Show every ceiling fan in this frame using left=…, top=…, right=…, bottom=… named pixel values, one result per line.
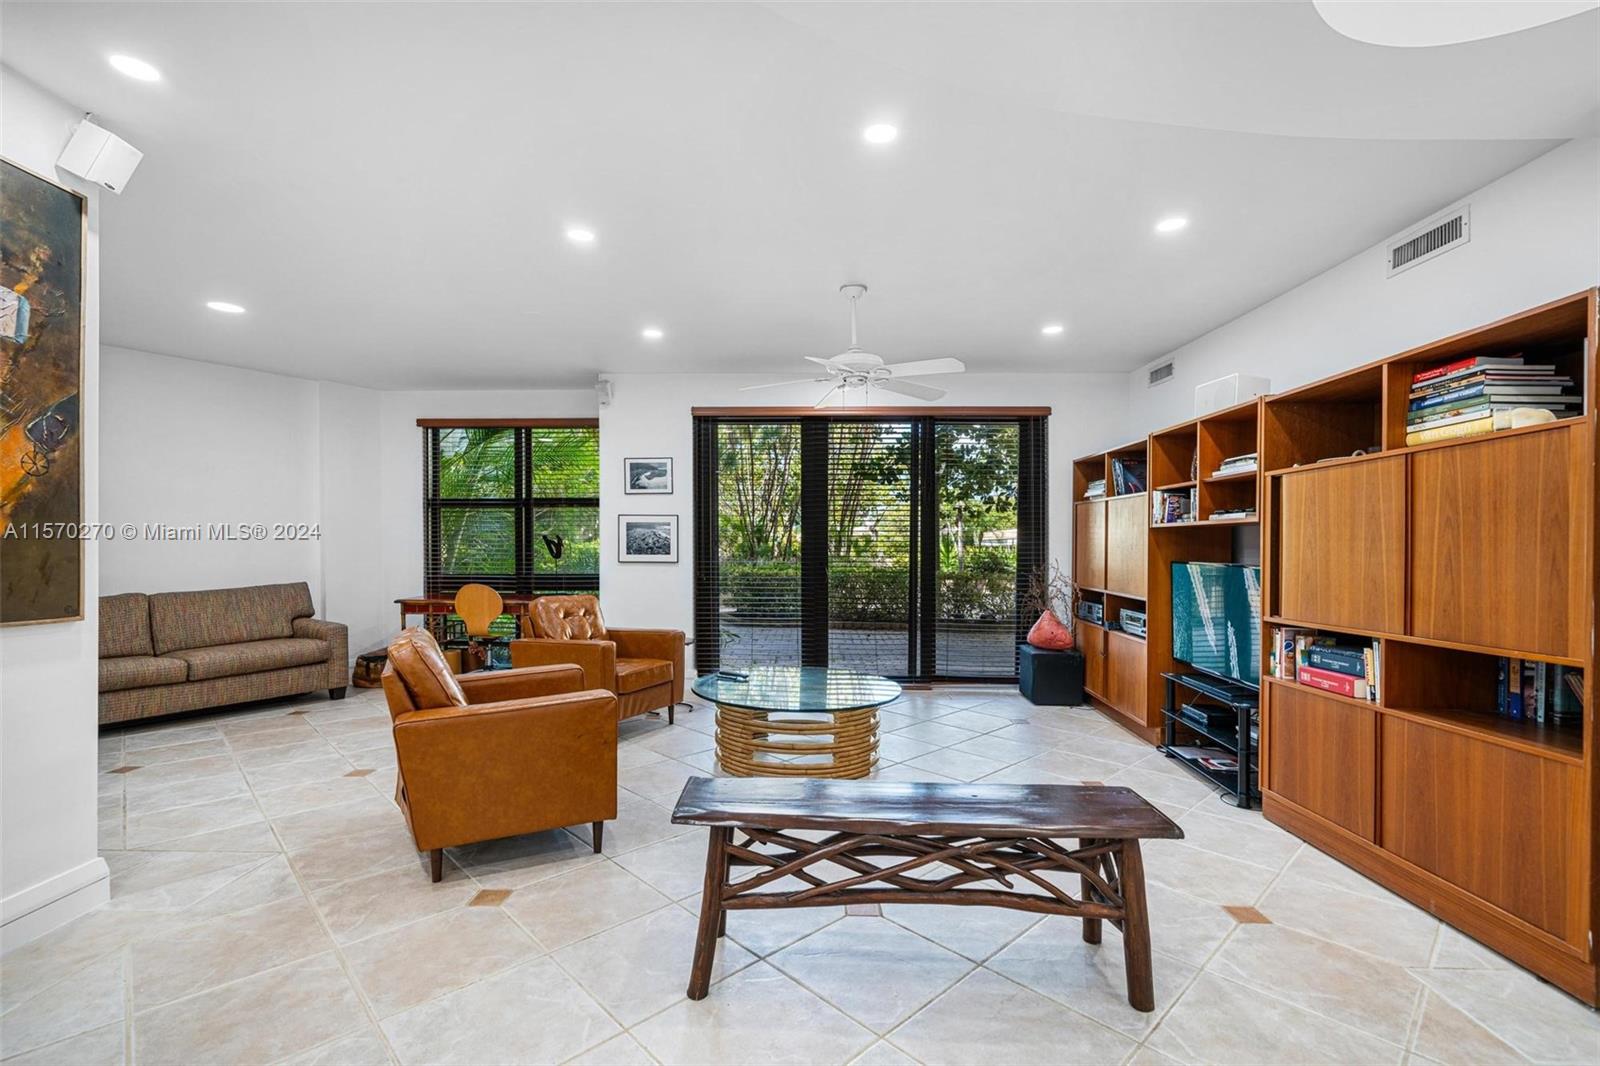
left=741, top=283, right=966, bottom=408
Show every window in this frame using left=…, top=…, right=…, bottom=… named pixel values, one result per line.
left=693, top=411, right=1046, bottom=682
left=422, top=420, right=599, bottom=599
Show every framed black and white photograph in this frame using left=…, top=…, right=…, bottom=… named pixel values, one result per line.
left=624, top=456, right=673, bottom=494
left=618, top=514, right=678, bottom=562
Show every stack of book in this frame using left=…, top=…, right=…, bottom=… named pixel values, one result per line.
left=1212, top=451, right=1257, bottom=478
left=1084, top=478, right=1106, bottom=500
left=1208, top=508, right=1256, bottom=521
left=1405, top=354, right=1577, bottom=446
left=1110, top=457, right=1147, bottom=495
left=1271, top=628, right=1380, bottom=702
left=1496, top=658, right=1583, bottom=726
left=1152, top=487, right=1196, bottom=524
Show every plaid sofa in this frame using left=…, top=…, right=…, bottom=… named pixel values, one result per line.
left=98, top=582, right=348, bottom=725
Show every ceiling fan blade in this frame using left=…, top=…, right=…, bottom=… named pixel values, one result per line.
left=880, top=357, right=965, bottom=378
left=739, top=377, right=831, bottom=392
left=803, top=355, right=837, bottom=367
left=812, top=384, right=843, bottom=409
left=873, top=378, right=946, bottom=401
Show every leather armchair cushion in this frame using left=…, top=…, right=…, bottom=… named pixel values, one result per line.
left=100, top=655, right=187, bottom=693
left=530, top=595, right=608, bottom=641
left=615, top=657, right=672, bottom=693
left=388, top=628, right=468, bottom=709
left=166, top=637, right=331, bottom=682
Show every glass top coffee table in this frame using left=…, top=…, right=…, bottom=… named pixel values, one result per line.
left=691, top=666, right=901, bottom=779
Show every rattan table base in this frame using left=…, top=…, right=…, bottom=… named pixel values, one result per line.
left=714, top=703, right=879, bottom=779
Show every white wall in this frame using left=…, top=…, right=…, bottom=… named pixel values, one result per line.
left=0, top=68, right=109, bottom=950
left=1126, top=138, right=1600, bottom=429
left=99, top=347, right=321, bottom=599
left=596, top=372, right=1129, bottom=632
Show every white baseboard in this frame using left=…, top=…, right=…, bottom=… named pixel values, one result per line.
left=0, top=858, right=110, bottom=954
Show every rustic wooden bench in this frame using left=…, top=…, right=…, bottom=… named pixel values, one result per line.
left=670, top=776, right=1184, bottom=1011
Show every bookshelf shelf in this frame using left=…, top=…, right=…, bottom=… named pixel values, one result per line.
left=1378, top=704, right=1583, bottom=765
left=1264, top=617, right=1589, bottom=669
left=1263, top=676, right=1371, bottom=713
left=1154, top=479, right=1196, bottom=491
left=1203, top=468, right=1258, bottom=483
left=1153, top=516, right=1258, bottom=529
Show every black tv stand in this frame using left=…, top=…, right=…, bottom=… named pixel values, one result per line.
left=1159, top=672, right=1259, bottom=808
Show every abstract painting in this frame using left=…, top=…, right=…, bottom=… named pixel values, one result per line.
left=1, top=159, right=85, bottom=625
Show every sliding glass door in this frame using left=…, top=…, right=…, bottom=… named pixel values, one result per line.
left=694, top=412, right=1046, bottom=682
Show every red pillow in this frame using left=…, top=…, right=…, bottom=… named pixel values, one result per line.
left=1026, top=610, right=1075, bottom=651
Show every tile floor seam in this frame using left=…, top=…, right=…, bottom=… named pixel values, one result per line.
left=230, top=724, right=405, bottom=1066
left=1194, top=966, right=1412, bottom=1059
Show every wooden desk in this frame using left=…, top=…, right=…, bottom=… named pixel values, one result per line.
left=671, top=776, right=1183, bottom=1010
left=394, top=594, right=537, bottom=631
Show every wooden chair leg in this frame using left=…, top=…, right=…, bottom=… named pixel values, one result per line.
left=1079, top=838, right=1102, bottom=944
left=687, top=827, right=729, bottom=1000
left=668, top=702, right=675, bottom=725
left=1118, top=840, right=1155, bottom=1012
left=429, top=848, right=443, bottom=883
left=592, top=820, right=605, bottom=854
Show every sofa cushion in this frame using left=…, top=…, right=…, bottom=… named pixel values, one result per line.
left=530, top=595, right=608, bottom=641
left=100, top=593, right=153, bottom=658
left=615, top=657, right=672, bottom=694
left=99, top=655, right=187, bottom=693
left=387, top=628, right=468, bottom=709
left=149, top=582, right=315, bottom=655
left=166, top=637, right=331, bottom=682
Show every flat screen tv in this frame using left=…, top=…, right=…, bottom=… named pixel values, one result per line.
left=1171, top=562, right=1262, bottom=688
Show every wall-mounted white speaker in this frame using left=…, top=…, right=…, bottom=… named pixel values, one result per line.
left=1194, top=373, right=1270, bottom=416
left=57, top=118, right=143, bottom=194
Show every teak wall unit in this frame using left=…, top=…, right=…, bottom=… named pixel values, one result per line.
left=1073, top=443, right=1151, bottom=737
left=1258, top=290, right=1597, bottom=1005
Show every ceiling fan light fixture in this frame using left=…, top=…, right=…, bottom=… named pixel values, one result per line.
left=862, top=123, right=899, bottom=145
left=1041, top=323, right=1065, bottom=336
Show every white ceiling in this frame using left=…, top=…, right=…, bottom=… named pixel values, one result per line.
left=2, top=2, right=1592, bottom=390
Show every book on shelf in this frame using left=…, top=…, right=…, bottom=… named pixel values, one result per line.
left=1404, top=408, right=1563, bottom=446
left=1410, top=370, right=1568, bottom=399
left=1297, top=664, right=1369, bottom=700
left=1305, top=644, right=1365, bottom=676
left=1110, top=457, right=1147, bottom=496
left=1152, top=487, right=1196, bottom=524
left=1411, top=354, right=1533, bottom=386
left=1406, top=399, right=1575, bottom=429
left=1207, top=508, right=1256, bottom=521
left=1213, top=451, right=1258, bottom=477
left=1495, top=658, right=1585, bottom=728
left=1084, top=478, right=1106, bottom=500
left=1410, top=384, right=1575, bottom=411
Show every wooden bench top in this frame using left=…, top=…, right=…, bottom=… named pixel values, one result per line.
left=671, top=777, right=1184, bottom=840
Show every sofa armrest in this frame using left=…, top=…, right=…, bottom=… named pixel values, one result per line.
left=508, top=638, right=616, bottom=692
left=457, top=664, right=585, bottom=704
left=292, top=616, right=348, bottom=689
left=609, top=628, right=684, bottom=704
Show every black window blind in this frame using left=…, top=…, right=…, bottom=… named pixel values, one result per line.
left=423, top=423, right=600, bottom=610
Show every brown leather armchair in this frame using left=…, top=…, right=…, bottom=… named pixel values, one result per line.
left=510, top=595, right=685, bottom=725
left=382, top=628, right=619, bottom=881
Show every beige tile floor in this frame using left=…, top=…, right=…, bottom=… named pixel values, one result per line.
left=5, top=684, right=1597, bottom=1065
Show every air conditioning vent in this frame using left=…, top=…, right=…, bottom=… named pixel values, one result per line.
left=1388, top=205, right=1470, bottom=277
left=1147, top=361, right=1175, bottom=387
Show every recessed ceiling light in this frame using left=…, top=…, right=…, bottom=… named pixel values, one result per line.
left=109, top=54, right=161, bottom=82
left=641, top=327, right=664, bottom=340
left=206, top=300, right=245, bottom=314
left=1041, top=324, right=1065, bottom=336
left=1155, top=216, right=1189, bottom=234
left=862, top=123, right=899, bottom=145
left=565, top=226, right=596, bottom=244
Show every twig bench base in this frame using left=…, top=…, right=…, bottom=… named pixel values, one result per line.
left=670, top=776, right=1184, bottom=1011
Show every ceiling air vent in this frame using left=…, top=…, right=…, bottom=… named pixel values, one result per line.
left=1387, top=204, right=1470, bottom=277
left=1147, top=361, right=1175, bottom=387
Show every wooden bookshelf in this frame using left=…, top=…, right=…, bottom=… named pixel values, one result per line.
left=1258, top=290, right=1597, bottom=1005
left=1071, top=440, right=1152, bottom=738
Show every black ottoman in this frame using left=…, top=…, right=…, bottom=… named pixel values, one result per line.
left=1019, top=644, right=1084, bottom=706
